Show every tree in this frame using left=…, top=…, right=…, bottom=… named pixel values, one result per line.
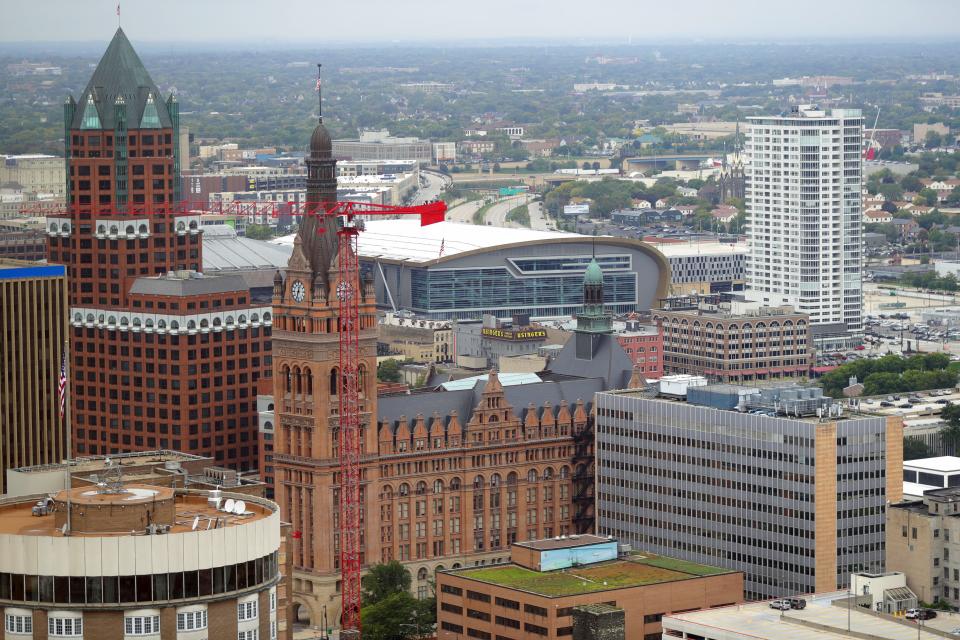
left=925, top=130, right=944, bottom=149
left=881, top=201, right=898, bottom=214
left=901, top=174, right=923, bottom=193
left=904, top=437, right=930, bottom=461
left=362, top=561, right=411, bottom=605
left=360, top=562, right=436, bottom=640
left=245, top=224, right=273, bottom=240
left=377, top=359, right=402, bottom=383
left=947, top=186, right=960, bottom=207
left=917, top=188, right=939, bottom=207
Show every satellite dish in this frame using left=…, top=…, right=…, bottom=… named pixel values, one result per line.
left=223, top=498, right=236, bottom=513
left=233, top=500, right=246, bottom=515
left=191, top=516, right=199, bottom=531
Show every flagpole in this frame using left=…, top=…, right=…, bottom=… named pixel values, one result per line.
left=64, top=338, right=72, bottom=461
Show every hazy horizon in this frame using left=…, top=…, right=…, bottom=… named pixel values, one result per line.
left=1, top=0, right=959, bottom=47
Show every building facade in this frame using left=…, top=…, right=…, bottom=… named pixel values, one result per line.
left=887, top=487, right=960, bottom=606
left=654, top=242, right=747, bottom=296
left=332, top=131, right=432, bottom=165
left=615, top=319, right=663, bottom=379
left=595, top=388, right=903, bottom=599
left=0, top=154, right=66, bottom=198
left=652, top=297, right=813, bottom=383
left=0, top=261, right=70, bottom=494
left=0, top=477, right=290, bottom=640
left=45, top=29, right=271, bottom=470
left=745, top=105, right=864, bottom=349
left=436, top=536, right=743, bottom=640
left=271, top=116, right=634, bottom=624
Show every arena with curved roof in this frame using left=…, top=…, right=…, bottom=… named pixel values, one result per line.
left=274, top=220, right=671, bottom=319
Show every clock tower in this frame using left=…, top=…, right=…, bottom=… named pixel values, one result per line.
left=270, top=70, right=380, bottom=624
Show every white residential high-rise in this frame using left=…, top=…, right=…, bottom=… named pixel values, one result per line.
left=745, top=105, right=864, bottom=349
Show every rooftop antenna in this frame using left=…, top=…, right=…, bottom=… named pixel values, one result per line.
left=316, top=63, right=323, bottom=124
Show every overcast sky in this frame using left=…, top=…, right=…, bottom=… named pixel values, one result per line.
left=1, top=0, right=958, bottom=45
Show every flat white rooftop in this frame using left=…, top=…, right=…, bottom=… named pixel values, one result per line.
left=274, top=220, right=573, bottom=263
left=651, top=240, right=748, bottom=257
left=664, top=591, right=952, bottom=640
left=905, top=456, right=960, bottom=473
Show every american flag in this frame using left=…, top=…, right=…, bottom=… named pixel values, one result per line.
left=438, top=238, right=445, bottom=257
left=315, top=77, right=322, bottom=92
left=57, top=350, right=68, bottom=418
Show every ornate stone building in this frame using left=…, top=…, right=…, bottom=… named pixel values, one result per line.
left=270, top=93, right=641, bottom=626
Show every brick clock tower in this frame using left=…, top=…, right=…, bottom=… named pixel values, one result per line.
left=271, top=93, right=380, bottom=622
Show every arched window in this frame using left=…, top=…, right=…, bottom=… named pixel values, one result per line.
left=559, top=466, right=570, bottom=479
left=125, top=225, right=135, bottom=235
left=145, top=318, right=154, bottom=329
left=449, top=477, right=462, bottom=491
left=120, top=317, right=129, bottom=328
left=398, top=483, right=410, bottom=497
left=330, top=368, right=339, bottom=396
left=74, top=312, right=82, bottom=323
left=50, top=223, right=58, bottom=233
left=507, top=472, right=518, bottom=486
left=283, top=366, right=291, bottom=395
left=543, top=467, right=554, bottom=480
left=97, top=224, right=106, bottom=235
left=177, top=221, right=186, bottom=232
left=107, top=315, right=116, bottom=326
left=109, top=225, right=119, bottom=235
left=305, top=368, right=313, bottom=396
left=487, top=414, right=499, bottom=423
left=226, top=315, right=235, bottom=326
left=157, top=319, right=166, bottom=329
left=138, top=223, right=148, bottom=235
left=473, top=475, right=484, bottom=490
left=382, top=485, right=394, bottom=499
left=170, top=320, right=180, bottom=331
left=187, top=320, right=197, bottom=331
left=60, top=223, right=69, bottom=234
left=238, top=314, right=247, bottom=325
left=415, top=481, right=427, bottom=495
left=86, top=314, right=95, bottom=323
left=417, top=568, right=428, bottom=581
left=434, top=480, right=444, bottom=494
left=490, top=473, right=501, bottom=488
left=132, top=318, right=141, bottom=328
left=293, top=367, right=302, bottom=396
left=528, top=469, right=538, bottom=483
left=452, top=563, right=461, bottom=570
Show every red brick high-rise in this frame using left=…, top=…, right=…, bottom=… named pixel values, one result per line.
left=46, top=29, right=270, bottom=469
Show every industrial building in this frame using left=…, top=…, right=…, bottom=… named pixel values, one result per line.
left=436, top=535, right=743, bottom=640
left=332, top=130, right=433, bottom=165
left=595, top=384, right=903, bottom=599
left=274, top=220, right=671, bottom=320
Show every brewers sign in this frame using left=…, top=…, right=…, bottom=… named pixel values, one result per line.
left=481, top=328, right=547, bottom=341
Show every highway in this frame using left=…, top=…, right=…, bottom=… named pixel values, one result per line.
left=411, top=171, right=447, bottom=205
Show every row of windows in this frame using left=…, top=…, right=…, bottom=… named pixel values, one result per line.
left=124, top=615, right=160, bottom=636
left=0, top=552, right=277, bottom=605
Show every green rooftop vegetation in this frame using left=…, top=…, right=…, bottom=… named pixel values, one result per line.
left=457, top=554, right=728, bottom=597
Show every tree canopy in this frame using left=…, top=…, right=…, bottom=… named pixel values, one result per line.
left=819, top=353, right=955, bottom=397
left=360, top=562, right=435, bottom=640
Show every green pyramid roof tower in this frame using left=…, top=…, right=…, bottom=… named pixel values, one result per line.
left=70, top=28, right=171, bottom=131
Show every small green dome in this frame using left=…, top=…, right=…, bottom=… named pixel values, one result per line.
left=584, top=258, right=603, bottom=285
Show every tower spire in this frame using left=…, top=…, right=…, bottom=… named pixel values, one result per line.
left=316, top=63, right=323, bottom=124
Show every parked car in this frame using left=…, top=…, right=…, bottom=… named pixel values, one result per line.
left=769, top=600, right=791, bottom=611
left=786, top=598, right=807, bottom=610
left=907, top=608, right=938, bottom=620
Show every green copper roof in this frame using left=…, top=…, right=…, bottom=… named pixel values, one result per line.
left=70, top=28, right=171, bottom=131
left=584, top=258, right=603, bottom=285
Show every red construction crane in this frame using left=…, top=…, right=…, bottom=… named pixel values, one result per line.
left=321, top=199, right=445, bottom=636
left=27, top=196, right=447, bottom=638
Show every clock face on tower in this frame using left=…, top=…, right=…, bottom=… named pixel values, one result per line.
left=291, top=280, right=306, bottom=302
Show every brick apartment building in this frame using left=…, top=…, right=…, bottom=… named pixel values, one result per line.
left=46, top=28, right=270, bottom=469
left=652, top=295, right=813, bottom=383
